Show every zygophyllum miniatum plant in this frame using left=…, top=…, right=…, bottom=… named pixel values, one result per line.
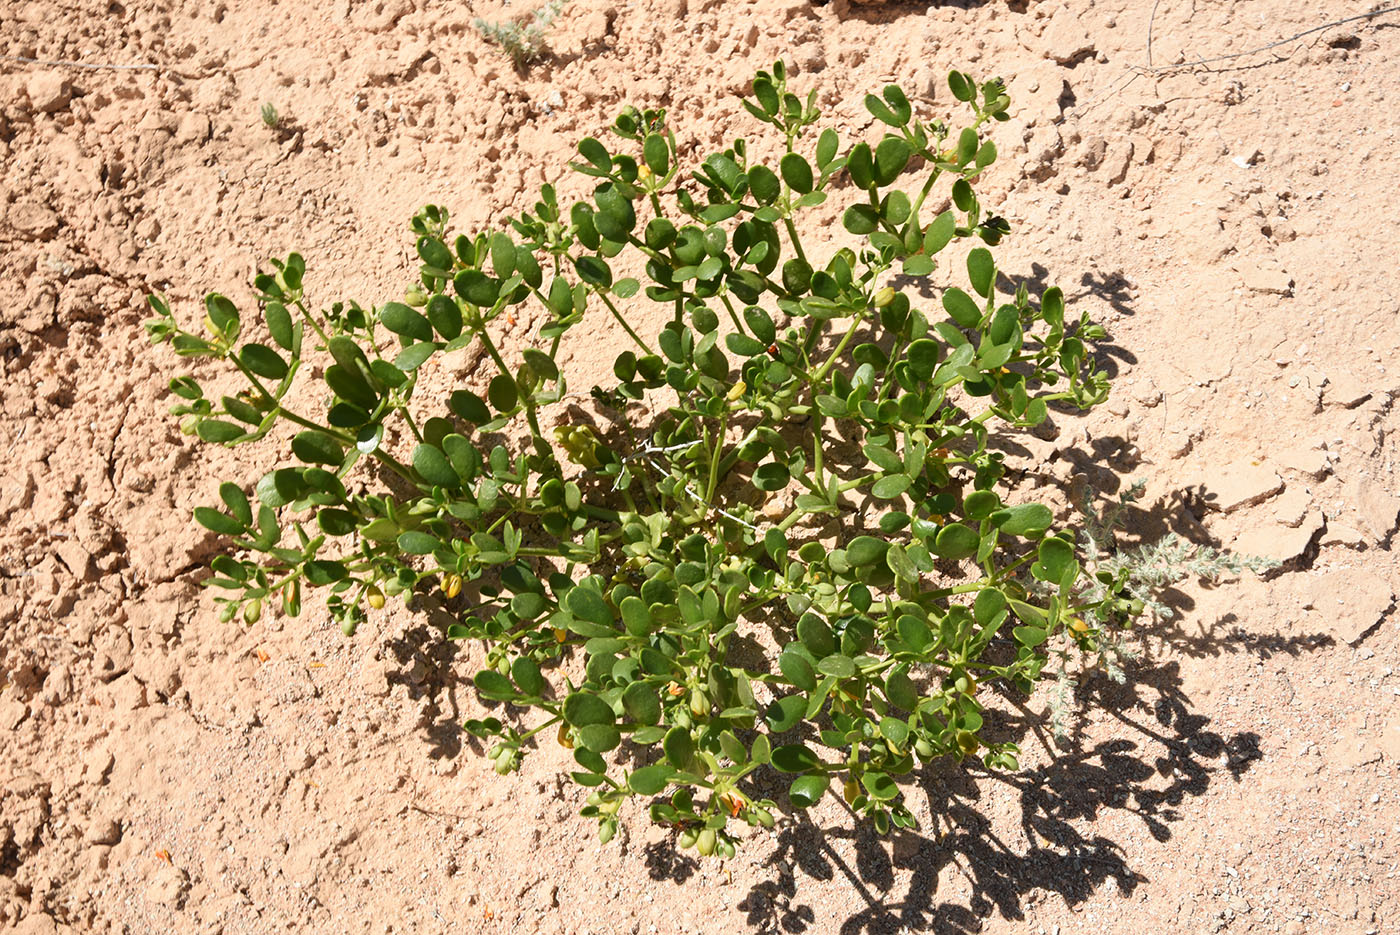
left=148, top=62, right=1142, bottom=856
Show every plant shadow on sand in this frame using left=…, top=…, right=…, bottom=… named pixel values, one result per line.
left=716, top=508, right=1333, bottom=935
left=724, top=651, right=1290, bottom=935
left=660, top=465, right=1327, bottom=934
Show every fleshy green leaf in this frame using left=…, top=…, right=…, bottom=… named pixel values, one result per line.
left=943, top=287, right=982, bottom=328
left=993, top=503, right=1054, bottom=538
left=380, top=302, right=433, bottom=342
left=780, top=152, right=814, bottom=194
left=194, top=507, right=243, bottom=537
left=240, top=344, right=288, bottom=380
left=871, top=474, right=911, bottom=499
left=413, top=443, right=460, bottom=488
left=788, top=774, right=829, bottom=808
left=766, top=695, right=807, bottom=733
left=934, top=524, right=979, bottom=560
left=771, top=744, right=822, bottom=773
left=967, top=248, right=995, bottom=299
left=663, top=725, right=695, bottom=769
left=564, top=691, right=615, bottom=727
left=474, top=670, right=517, bottom=701
left=291, top=431, right=343, bottom=465
left=397, top=531, right=439, bottom=554
left=843, top=205, right=879, bottom=236
left=845, top=536, right=889, bottom=567
left=566, top=586, right=613, bottom=627
left=630, top=764, right=670, bottom=796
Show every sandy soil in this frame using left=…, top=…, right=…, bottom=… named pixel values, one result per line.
left=3, top=0, right=1400, bottom=932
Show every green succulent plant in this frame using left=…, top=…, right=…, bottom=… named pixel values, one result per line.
left=147, top=62, right=1134, bottom=855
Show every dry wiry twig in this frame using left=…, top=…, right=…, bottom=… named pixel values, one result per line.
left=1135, top=3, right=1400, bottom=75
left=1146, top=0, right=1165, bottom=68
left=0, top=53, right=160, bottom=72
left=1060, top=3, right=1399, bottom=124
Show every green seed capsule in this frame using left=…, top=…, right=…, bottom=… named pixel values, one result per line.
left=242, top=598, right=262, bottom=625
left=696, top=828, right=716, bottom=856
left=678, top=829, right=698, bottom=849
left=598, top=821, right=616, bottom=844
left=689, top=689, right=710, bottom=717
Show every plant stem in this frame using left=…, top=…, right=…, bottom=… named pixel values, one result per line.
left=704, top=414, right=727, bottom=506
left=809, top=313, right=866, bottom=386
left=908, top=167, right=944, bottom=222
left=598, top=292, right=654, bottom=355
left=719, top=294, right=746, bottom=335
left=783, top=217, right=808, bottom=266
left=475, top=321, right=513, bottom=380
left=517, top=715, right=562, bottom=742
left=295, top=300, right=333, bottom=348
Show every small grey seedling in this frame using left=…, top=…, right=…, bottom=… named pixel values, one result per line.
left=474, top=0, right=566, bottom=67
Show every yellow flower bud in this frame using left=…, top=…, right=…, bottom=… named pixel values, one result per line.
left=442, top=573, right=463, bottom=600
left=873, top=286, right=896, bottom=308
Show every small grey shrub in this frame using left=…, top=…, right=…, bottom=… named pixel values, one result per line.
left=474, top=0, right=567, bottom=67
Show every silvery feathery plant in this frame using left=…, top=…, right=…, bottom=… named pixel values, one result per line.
left=1040, top=479, right=1279, bottom=738
left=474, top=0, right=566, bottom=67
